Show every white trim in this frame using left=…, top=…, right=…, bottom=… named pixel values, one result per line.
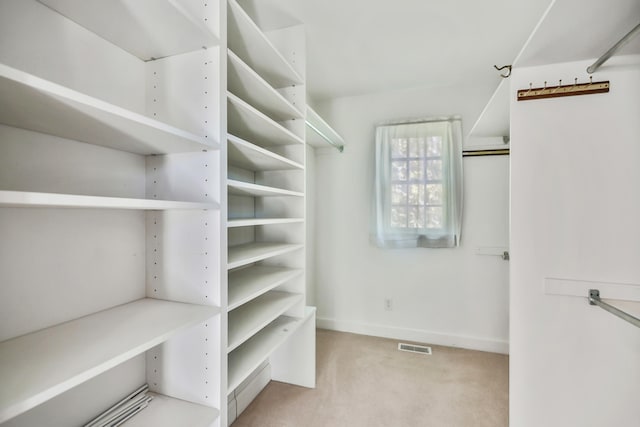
left=544, top=277, right=640, bottom=302
left=316, top=317, right=509, bottom=355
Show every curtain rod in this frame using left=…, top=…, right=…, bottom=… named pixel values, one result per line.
left=378, top=115, right=462, bottom=127
left=587, top=22, right=640, bottom=74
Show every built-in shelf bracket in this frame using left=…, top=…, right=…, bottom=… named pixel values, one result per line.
left=588, top=289, right=640, bottom=329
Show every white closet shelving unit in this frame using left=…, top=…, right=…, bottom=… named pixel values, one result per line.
left=0, top=1, right=226, bottom=426
left=226, top=0, right=315, bottom=423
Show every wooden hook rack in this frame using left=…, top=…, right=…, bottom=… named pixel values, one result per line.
left=517, top=78, right=609, bottom=101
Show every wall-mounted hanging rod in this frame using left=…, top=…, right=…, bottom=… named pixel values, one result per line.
left=305, top=105, right=346, bottom=153
left=587, top=22, right=640, bottom=74
left=462, top=148, right=509, bottom=157
left=305, top=120, right=344, bottom=152
left=588, top=289, right=640, bottom=329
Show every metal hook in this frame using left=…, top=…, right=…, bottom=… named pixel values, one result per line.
left=493, top=64, right=512, bottom=78
left=555, top=79, right=563, bottom=93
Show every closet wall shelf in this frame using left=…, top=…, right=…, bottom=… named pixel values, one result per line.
left=0, top=191, right=219, bottom=210
left=37, top=0, right=220, bottom=60
left=227, top=316, right=299, bottom=392
left=228, top=179, right=303, bottom=198
left=227, top=0, right=303, bottom=88
left=305, top=105, right=345, bottom=152
left=228, top=218, right=304, bottom=228
left=117, top=392, right=220, bottom=427
left=228, top=266, right=303, bottom=311
left=0, top=298, right=219, bottom=423
left=227, top=242, right=304, bottom=270
left=228, top=50, right=303, bottom=122
left=228, top=93, right=304, bottom=147
left=227, top=134, right=304, bottom=171
left=227, top=291, right=303, bottom=352
left=467, top=78, right=509, bottom=139
left=227, top=307, right=314, bottom=393
left=0, top=63, right=216, bottom=155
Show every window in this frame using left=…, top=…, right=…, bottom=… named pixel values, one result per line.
left=372, top=118, right=463, bottom=248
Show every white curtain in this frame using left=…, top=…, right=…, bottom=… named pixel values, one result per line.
left=372, top=118, right=463, bottom=248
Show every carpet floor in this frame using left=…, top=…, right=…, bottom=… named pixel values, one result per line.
left=233, top=329, right=509, bottom=427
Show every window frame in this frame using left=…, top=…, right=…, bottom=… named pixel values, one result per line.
left=372, top=117, right=463, bottom=249
left=388, top=135, right=446, bottom=231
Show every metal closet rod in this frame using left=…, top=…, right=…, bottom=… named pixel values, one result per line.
left=588, top=289, right=640, bottom=329
left=587, top=22, right=640, bottom=74
left=305, top=120, right=344, bottom=152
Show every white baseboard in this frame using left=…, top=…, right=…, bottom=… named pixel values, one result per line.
left=227, top=362, right=271, bottom=426
left=316, top=317, right=509, bottom=354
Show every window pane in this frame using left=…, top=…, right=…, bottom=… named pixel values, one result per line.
left=426, top=206, right=443, bottom=229
left=391, top=184, right=407, bottom=204
left=407, top=184, right=424, bottom=205
left=426, top=184, right=443, bottom=204
left=418, top=206, right=426, bottom=228
left=408, top=138, right=424, bottom=157
left=391, top=206, right=407, bottom=228
left=408, top=206, right=420, bottom=228
left=427, top=136, right=442, bottom=157
left=391, top=138, right=408, bottom=158
left=409, top=160, right=424, bottom=180
left=426, top=159, right=442, bottom=180
left=391, top=161, right=407, bottom=181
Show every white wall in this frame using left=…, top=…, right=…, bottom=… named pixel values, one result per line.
left=510, top=55, right=640, bottom=426
left=311, top=82, right=511, bottom=353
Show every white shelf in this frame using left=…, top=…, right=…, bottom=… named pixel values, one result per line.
left=227, top=179, right=304, bottom=198
left=227, top=0, right=303, bottom=88
left=469, top=0, right=640, bottom=140
left=0, top=298, right=219, bottom=423
left=122, top=392, right=219, bottom=427
left=0, top=191, right=218, bottom=210
left=228, top=217, right=304, bottom=228
left=228, top=93, right=304, bottom=147
left=228, top=266, right=303, bottom=311
left=38, top=0, right=219, bottom=60
left=227, top=134, right=304, bottom=171
left=227, top=307, right=315, bottom=393
left=227, top=242, right=304, bottom=270
left=0, top=63, right=215, bottom=155
left=228, top=50, right=303, bottom=122
left=227, top=316, right=299, bottom=392
left=512, top=0, right=640, bottom=68
left=467, top=79, right=510, bottom=139
left=305, top=105, right=345, bottom=151
left=228, top=291, right=302, bottom=352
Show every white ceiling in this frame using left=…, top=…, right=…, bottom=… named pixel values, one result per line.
left=242, top=0, right=554, bottom=101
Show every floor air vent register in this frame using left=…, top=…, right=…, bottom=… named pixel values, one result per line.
left=398, top=343, right=432, bottom=355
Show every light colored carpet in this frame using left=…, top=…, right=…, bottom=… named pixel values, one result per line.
left=233, top=329, right=508, bottom=427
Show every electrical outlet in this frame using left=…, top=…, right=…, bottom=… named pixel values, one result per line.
left=384, top=298, right=392, bottom=311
